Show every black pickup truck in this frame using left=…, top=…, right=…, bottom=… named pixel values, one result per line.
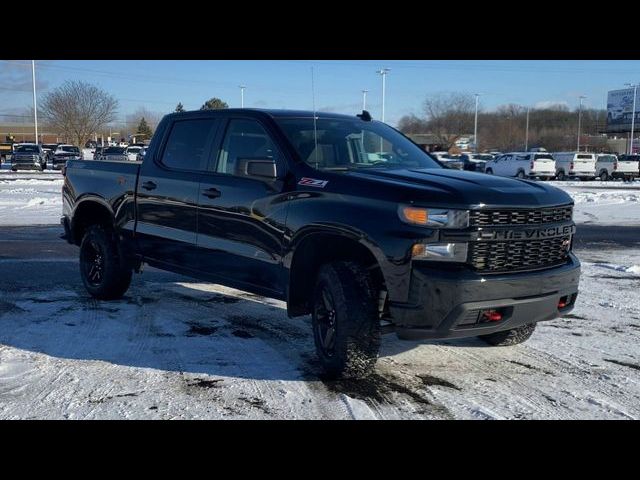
left=62, top=109, right=581, bottom=378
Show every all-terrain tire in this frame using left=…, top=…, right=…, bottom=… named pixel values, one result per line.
left=79, top=225, right=132, bottom=300
left=311, top=261, right=381, bottom=379
left=479, top=323, right=537, bottom=346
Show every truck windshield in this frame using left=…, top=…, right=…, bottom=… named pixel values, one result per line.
left=15, top=145, right=39, bottom=153
left=276, top=117, right=441, bottom=171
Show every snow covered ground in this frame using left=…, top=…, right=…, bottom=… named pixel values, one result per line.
left=0, top=170, right=63, bottom=226
left=0, top=249, right=639, bottom=419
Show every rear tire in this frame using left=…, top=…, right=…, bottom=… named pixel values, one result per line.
left=516, top=170, right=525, bottom=179
left=600, top=171, right=608, bottom=181
left=485, top=168, right=493, bottom=175
left=556, top=171, right=566, bottom=181
left=79, top=225, right=132, bottom=300
left=311, top=261, right=381, bottom=379
left=479, top=323, right=536, bottom=346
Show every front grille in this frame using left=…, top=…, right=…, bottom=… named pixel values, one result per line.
left=469, top=235, right=571, bottom=273
left=469, top=206, right=573, bottom=227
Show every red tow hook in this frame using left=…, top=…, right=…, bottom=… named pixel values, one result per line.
left=482, top=310, right=503, bottom=322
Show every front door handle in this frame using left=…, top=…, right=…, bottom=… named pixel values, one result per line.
left=142, top=181, right=157, bottom=191
left=202, top=187, right=222, bottom=199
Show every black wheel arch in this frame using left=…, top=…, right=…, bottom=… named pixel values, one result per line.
left=286, top=229, right=386, bottom=318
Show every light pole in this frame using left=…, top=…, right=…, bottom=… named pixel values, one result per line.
left=577, top=95, right=586, bottom=152
left=625, top=83, right=638, bottom=154
left=31, top=60, right=38, bottom=143
left=525, top=106, right=530, bottom=151
left=239, top=85, right=246, bottom=108
left=361, top=89, right=368, bottom=111
left=376, top=68, right=390, bottom=123
left=473, top=93, right=480, bottom=153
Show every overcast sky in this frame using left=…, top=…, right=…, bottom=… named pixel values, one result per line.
left=1, top=60, right=639, bottom=126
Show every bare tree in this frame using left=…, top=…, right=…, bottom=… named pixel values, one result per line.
left=397, top=114, right=429, bottom=134
left=423, top=93, right=476, bottom=148
left=125, top=106, right=164, bottom=131
left=40, top=80, right=118, bottom=147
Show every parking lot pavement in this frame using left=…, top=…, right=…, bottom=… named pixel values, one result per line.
left=1, top=225, right=640, bottom=419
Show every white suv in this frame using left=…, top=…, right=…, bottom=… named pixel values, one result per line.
left=484, top=152, right=556, bottom=180
left=596, top=154, right=639, bottom=182
left=553, top=152, right=596, bottom=180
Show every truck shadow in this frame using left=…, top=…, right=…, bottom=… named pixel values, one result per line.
left=0, top=280, right=490, bottom=382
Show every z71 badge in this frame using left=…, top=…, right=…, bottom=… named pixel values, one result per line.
left=298, top=177, right=328, bottom=188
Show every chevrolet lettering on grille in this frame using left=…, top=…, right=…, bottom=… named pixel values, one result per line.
left=478, top=224, right=576, bottom=241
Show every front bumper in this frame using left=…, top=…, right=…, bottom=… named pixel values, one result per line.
left=12, top=162, right=42, bottom=170
left=389, top=253, right=581, bottom=340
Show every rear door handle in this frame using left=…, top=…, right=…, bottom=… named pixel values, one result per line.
left=141, top=181, right=157, bottom=191
left=202, top=187, right=222, bottom=199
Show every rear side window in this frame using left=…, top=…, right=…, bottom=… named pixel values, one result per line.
left=216, top=119, right=279, bottom=175
left=161, top=119, right=218, bottom=171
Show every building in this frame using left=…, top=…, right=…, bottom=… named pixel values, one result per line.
left=0, top=122, right=60, bottom=143
left=405, top=134, right=448, bottom=152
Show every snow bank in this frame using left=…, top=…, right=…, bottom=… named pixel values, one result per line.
left=0, top=176, right=63, bottom=226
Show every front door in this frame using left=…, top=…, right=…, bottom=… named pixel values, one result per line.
left=196, top=118, right=290, bottom=298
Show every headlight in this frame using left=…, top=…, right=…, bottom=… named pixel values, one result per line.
left=411, top=242, right=468, bottom=262
left=398, top=205, right=469, bottom=228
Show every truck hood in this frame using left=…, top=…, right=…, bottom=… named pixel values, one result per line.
left=342, top=168, right=573, bottom=208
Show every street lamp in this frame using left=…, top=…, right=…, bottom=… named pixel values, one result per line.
left=577, top=95, right=586, bottom=152
left=239, top=85, right=246, bottom=108
left=525, top=106, right=530, bottom=151
left=31, top=60, right=38, bottom=143
left=625, top=83, right=638, bottom=154
left=473, top=93, right=481, bottom=153
left=376, top=68, right=390, bottom=123
left=361, top=89, right=368, bottom=111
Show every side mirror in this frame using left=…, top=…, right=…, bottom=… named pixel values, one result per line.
left=237, top=158, right=278, bottom=180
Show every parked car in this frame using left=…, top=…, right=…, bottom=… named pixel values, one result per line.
left=430, top=151, right=464, bottom=169
left=125, top=145, right=143, bottom=161
left=136, top=146, right=148, bottom=162
left=459, top=153, right=493, bottom=172
left=61, top=108, right=580, bottom=379
left=1, top=142, right=14, bottom=163
left=52, top=145, right=82, bottom=170
left=602, top=154, right=640, bottom=182
left=484, top=152, right=556, bottom=180
left=98, top=146, right=128, bottom=161
left=11, top=143, right=47, bottom=171
left=93, top=146, right=105, bottom=160
left=41, top=143, right=61, bottom=165
left=553, top=152, right=597, bottom=181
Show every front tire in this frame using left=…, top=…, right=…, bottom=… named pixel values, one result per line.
left=479, top=323, right=536, bottom=346
left=79, top=225, right=132, bottom=300
left=311, top=261, right=381, bottom=379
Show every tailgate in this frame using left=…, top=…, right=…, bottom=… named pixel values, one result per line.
left=618, top=160, right=639, bottom=173
left=533, top=159, right=555, bottom=173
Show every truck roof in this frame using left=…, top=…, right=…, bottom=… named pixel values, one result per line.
left=169, top=108, right=361, bottom=121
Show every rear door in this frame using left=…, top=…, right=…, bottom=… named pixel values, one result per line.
left=136, top=116, right=220, bottom=268
left=196, top=117, right=290, bottom=297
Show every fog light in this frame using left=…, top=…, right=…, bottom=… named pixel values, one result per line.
left=481, top=310, right=502, bottom=322
left=411, top=242, right=468, bottom=262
